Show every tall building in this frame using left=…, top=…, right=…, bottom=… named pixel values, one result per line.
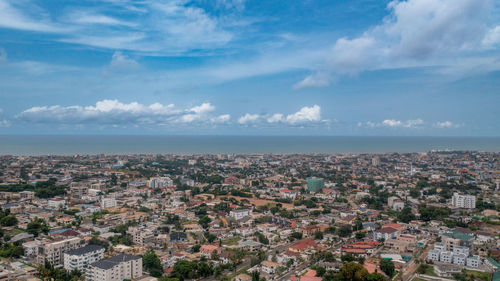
left=37, top=237, right=86, bottom=267
left=100, top=198, right=117, bottom=209
left=64, top=244, right=105, bottom=273
left=88, top=253, right=142, bottom=281
left=307, top=177, right=324, bottom=193
left=452, top=193, right=476, bottom=209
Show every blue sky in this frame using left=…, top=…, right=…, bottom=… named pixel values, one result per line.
left=0, top=0, right=499, bottom=135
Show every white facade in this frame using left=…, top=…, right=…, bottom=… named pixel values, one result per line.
left=452, top=193, right=476, bottom=209
left=440, top=251, right=454, bottom=264
left=88, top=253, right=142, bottom=281
left=230, top=209, right=252, bottom=220
left=453, top=254, right=466, bottom=265
left=428, top=249, right=440, bottom=262
left=48, top=199, right=66, bottom=210
left=453, top=246, right=470, bottom=256
left=466, top=255, right=480, bottom=268
left=64, top=245, right=105, bottom=272
left=147, top=177, right=173, bottom=188
left=100, top=198, right=117, bottom=209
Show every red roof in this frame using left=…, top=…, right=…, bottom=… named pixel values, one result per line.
left=342, top=248, right=367, bottom=254
left=290, top=239, right=317, bottom=250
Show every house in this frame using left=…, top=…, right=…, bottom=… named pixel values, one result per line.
left=373, top=227, right=398, bottom=240
left=289, top=239, right=317, bottom=254
left=261, top=260, right=279, bottom=274
left=234, top=273, right=252, bottom=281
left=230, top=209, right=252, bottom=220
left=170, top=232, right=187, bottom=242
left=200, top=245, right=221, bottom=258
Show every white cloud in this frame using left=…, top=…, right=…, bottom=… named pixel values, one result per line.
left=0, top=108, right=10, bottom=127
left=285, top=105, right=321, bottom=125
left=360, top=119, right=424, bottom=128
left=17, top=100, right=227, bottom=126
left=0, top=0, right=237, bottom=54
left=293, top=72, right=331, bottom=90
left=178, top=102, right=217, bottom=123
left=295, top=0, right=499, bottom=89
left=483, top=26, right=500, bottom=47
left=434, top=121, right=461, bottom=128
left=267, top=113, right=284, bottom=123
left=239, top=105, right=323, bottom=126
left=211, top=114, right=231, bottom=123
left=0, top=0, right=69, bottom=33
left=238, top=113, right=260, bottom=124
left=108, top=51, right=140, bottom=71
left=70, top=11, right=136, bottom=27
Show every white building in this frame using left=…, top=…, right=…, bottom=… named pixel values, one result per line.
left=392, top=200, right=405, bottom=211
left=453, top=254, right=466, bottom=265
left=229, top=209, right=252, bottom=220
left=453, top=246, right=470, bottom=256
left=440, top=251, right=454, bottom=264
left=147, top=177, right=173, bottom=188
left=466, top=255, right=480, bottom=268
left=64, top=244, right=105, bottom=272
left=452, top=193, right=476, bottom=209
left=373, top=227, right=398, bottom=241
left=88, top=253, right=142, bottom=281
left=428, top=249, right=440, bottom=262
left=48, top=199, right=67, bottom=210
left=100, top=198, right=117, bottom=209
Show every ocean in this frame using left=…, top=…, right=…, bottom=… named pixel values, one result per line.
left=0, top=135, right=498, bottom=155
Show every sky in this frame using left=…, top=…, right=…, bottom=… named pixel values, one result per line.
left=0, top=0, right=499, bottom=136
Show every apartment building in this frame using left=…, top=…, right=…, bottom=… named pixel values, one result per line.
left=126, top=226, right=154, bottom=246
left=37, top=237, right=85, bottom=266
left=87, top=253, right=142, bottom=281
left=452, top=193, right=476, bottom=209
left=64, top=244, right=105, bottom=273
left=100, top=198, right=117, bottom=209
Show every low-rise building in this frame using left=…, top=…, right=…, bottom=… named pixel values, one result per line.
left=63, top=244, right=105, bottom=272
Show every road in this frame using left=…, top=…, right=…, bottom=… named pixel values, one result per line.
left=401, top=241, right=433, bottom=281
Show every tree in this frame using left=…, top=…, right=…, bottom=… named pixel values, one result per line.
left=340, top=262, right=368, bottom=281
left=338, top=225, right=352, bottom=237
left=198, top=215, right=211, bottom=229
left=143, top=251, right=163, bottom=277
left=291, top=232, right=303, bottom=240
left=355, top=232, right=366, bottom=240
left=380, top=259, right=395, bottom=277
left=398, top=206, right=416, bottom=223
left=314, top=231, right=324, bottom=240
left=311, top=265, right=326, bottom=277
left=0, top=216, right=17, bottom=226
left=341, top=254, right=355, bottom=262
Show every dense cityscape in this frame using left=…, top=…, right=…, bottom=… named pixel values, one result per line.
left=0, top=151, right=498, bottom=281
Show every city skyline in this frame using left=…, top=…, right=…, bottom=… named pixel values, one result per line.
left=0, top=0, right=499, bottom=135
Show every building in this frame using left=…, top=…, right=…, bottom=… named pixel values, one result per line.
left=200, top=245, right=221, bottom=258
left=147, top=177, right=173, bottom=189
left=428, top=249, right=441, bottom=262
left=373, top=227, right=398, bottom=241
left=88, top=253, right=142, bottom=281
left=127, top=227, right=154, bottom=246
left=229, top=209, right=251, bottom=220
left=440, top=251, right=454, bottom=264
left=37, top=237, right=86, bottom=266
left=100, top=198, right=117, bottom=209
left=452, top=193, right=476, bottom=209
left=48, top=199, right=66, bottom=210
left=392, top=199, right=405, bottom=211
left=307, top=177, right=324, bottom=193
left=261, top=261, right=279, bottom=274
left=466, top=255, right=480, bottom=268
left=63, top=244, right=105, bottom=272
left=19, top=191, right=35, bottom=200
